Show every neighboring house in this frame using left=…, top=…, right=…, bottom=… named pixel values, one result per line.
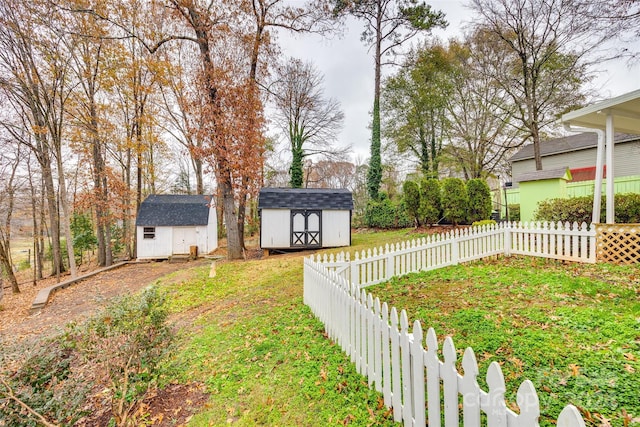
left=136, top=194, right=217, bottom=260
left=505, top=133, right=640, bottom=221
left=258, top=188, right=353, bottom=251
left=510, top=133, right=640, bottom=185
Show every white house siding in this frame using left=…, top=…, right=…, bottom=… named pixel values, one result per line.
left=321, top=210, right=351, bottom=247
left=511, top=140, right=640, bottom=186
left=261, top=209, right=291, bottom=248
left=137, top=226, right=173, bottom=259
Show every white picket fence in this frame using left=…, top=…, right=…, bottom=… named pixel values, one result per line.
left=303, top=222, right=595, bottom=427
left=318, top=221, right=595, bottom=288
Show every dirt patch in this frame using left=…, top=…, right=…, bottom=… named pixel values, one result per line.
left=76, top=382, right=210, bottom=427
left=0, top=259, right=208, bottom=345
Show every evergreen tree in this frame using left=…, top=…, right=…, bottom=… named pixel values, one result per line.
left=441, top=177, right=468, bottom=225
left=466, top=178, right=492, bottom=223
left=420, top=178, right=441, bottom=226
left=403, top=180, right=421, bottom=226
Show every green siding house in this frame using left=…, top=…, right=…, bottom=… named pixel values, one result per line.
left=508, top=133, right=640, bottom=222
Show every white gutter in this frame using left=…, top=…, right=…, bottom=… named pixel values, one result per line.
left=563, top=124, right=605, bottom=225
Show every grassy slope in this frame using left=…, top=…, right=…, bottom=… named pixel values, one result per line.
left=155, top=228, right=639, bottom=427
left=158, top=242, right=400, bottom=426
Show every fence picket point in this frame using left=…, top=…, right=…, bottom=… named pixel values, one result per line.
left=557, top=405, right=587, bottom=427
left=515, top=380, right=540, bottom=426
left=485, top=362, right=507, bottom=427
left=374, top=297, right=383, bottom=392
left=367, top=293, right=375, bottom=385
left=443, top=337, right=459, bottom=427
left=400, top=310, right=412, bottom=425
left=461, top=348, right=481, bottom=426
left=390, top=307, right=402, bottom=422
left=381, top=301, right=391, bottom=407
left=412, top=321, right=426, bottom=426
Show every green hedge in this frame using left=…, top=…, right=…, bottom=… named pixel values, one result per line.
left=534, top=193, right=640, bottom=224
left=441, top=178, right=469, bottom=226
left=466, top=178, right=492, bottom=223
left=364, top=198, right=413, bottom=229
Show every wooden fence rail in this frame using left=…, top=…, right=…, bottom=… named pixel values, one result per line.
left=304, top=222, right=595, bottom=427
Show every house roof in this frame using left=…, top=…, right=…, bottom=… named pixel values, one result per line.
left=515, top=167, right=571, bottom=183
left=136, top=194, right=212, bottom=227
left=509, top=133, right=639, bottom=162
left=562, top=88, right=640, bottom=134
left=258, top=188, right=354, bottom=210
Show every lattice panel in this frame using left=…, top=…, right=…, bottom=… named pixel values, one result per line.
left=596, top=223, right=640, bottom=264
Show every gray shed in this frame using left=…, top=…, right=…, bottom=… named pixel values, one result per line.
left=136, top=194, right=217, bottom=259
left=258, top=188, right=353, bottom=250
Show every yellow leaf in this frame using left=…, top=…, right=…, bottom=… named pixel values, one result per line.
left=569, top=363, right=580, bottom=376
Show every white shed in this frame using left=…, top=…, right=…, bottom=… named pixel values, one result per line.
left=258, top=188, right=353, bottom=251
left=136, top=194, right=217, bottom=260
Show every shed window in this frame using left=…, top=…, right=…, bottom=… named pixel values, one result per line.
left=143, top=227, right=155, bottom=239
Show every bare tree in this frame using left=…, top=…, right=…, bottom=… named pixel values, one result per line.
left=444, top=34, right=527, bottom=179
left=270, top=59, right=346, bottom=188
left=0, top=1, right=76, bottom=279
left=469, top=0, right=611, bottom=171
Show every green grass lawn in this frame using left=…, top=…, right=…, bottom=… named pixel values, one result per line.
left=153, top=228, right=638, bottom=426
left=368, top=256, right=640, bottom=427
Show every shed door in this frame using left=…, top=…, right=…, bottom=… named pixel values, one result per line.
left=291, top=210, right=321, bottom=248
left=172, top=227, right=197, bottom=254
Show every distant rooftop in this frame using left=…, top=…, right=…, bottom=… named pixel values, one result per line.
left=515, top=167, right=571, bottom=183
left=509, top=133, right=639, bottom=162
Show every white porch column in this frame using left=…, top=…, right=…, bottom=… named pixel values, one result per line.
left=592, top=130, right=605, bottom=224
left=605, top=113, right=615, bottom=224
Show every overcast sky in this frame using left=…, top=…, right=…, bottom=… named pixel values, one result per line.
left=273, top=0, right=640, bottom=160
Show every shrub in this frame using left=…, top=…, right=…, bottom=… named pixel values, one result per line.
left=402, top=181, right=421, bottom=227
left=80, top=287, right=173, bottom=426
left=466, top=179, right=492, bottom=223
left=614, top=193, right=640, bottom=223
left=535, top=193, right=640, bottom=224
left=534, top=196, right=593, bottom=224
left=441, top=178, right=468, bottom=225
left=472, top=219, right=497, bottom=227
left=71, top=212, right=97, bottom=265
left=507, top=204, right=520, bottom=222
left=364, top=198, right=412, bottom=229
left=420, top=178, right=442, bottom=226
left=0, top=338, right=89, bottom=426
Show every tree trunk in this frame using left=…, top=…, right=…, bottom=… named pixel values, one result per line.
left=367, top=11, right=383, bottom=200
left=194, top=157, right=204, bottom=194
left=37, top=179, right=45, bottom=280
left=55, top=147, right=77, bottom=278
left=0, top=243, right=19, bottom=294
left=220, top=176, right=243, bottom=259
left=40, top=148, right=63, bottom=280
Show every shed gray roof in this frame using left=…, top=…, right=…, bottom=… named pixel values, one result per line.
left=258, top=188, right=353, bottom=210
left=509, top=133, right=640, bottom=162
left=136, top=194, right=212, bottom=227
left=515, top=167, right=571, bottom=183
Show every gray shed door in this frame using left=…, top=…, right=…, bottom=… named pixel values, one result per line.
left=291, top=210, right=321, bottom=248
